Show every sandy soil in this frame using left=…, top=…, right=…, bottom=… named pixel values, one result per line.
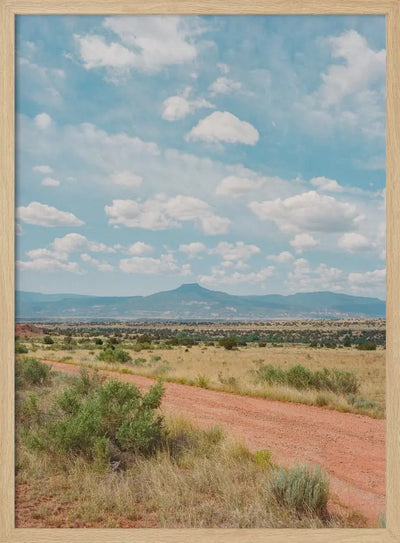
left=38, top=360, right=386, bottom=526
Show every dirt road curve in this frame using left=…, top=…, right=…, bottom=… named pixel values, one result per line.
left=44, top=361, right=385, bottom=525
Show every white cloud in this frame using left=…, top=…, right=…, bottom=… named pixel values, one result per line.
left=105, top=195, right=230, bottom=235
left=299, top=30, right=385, bottom=139
left=52, top=233, right=113, bottom=255
left=76, top=16, right=206, bottom=77
left=33, top=165, right=53, bottom=174
left=81, top=253, right=114, bottom=272
left=179, top=242, right=206, bottom=258
left=16, top=223, right=23, bottom=236
left=41, top=177, right=60, bottom=187
left=199, top=265, right=274, bottom=286
left=17, top=258, right=82, bottom=274
left=34, top=112, right=52, bottom=129
left=338, top=232, right=371, bottom=252
left=348, top=268, right=385, bottom=295
left=320, top=30, right=385, bottom=107
left=215, top=176, right=259, bottom=196
left=286, top=259, right=344, bottom=293
left=217, top=63, right=230, bottom=74
left=16, top=202, right=84, bottom=227
left=211, top=241, right=260, bottom=261
left=161, top=94, right=214, bottom=121
left=120, top=253, right=191, bottom=275
left=209, top=76, right=242, bottom=96
left=249, top=191, right=360, bottom=233
left=111, top=170, right=143, bottom=187
left=127, top=241, right=153, bottom=255
left=310, top=176, right=343, bottom=192
left=267, top=251, right=294, bottom=263
left=290, top=233, right=320, bottom=254
left=186, top=111, right=259, bottom=145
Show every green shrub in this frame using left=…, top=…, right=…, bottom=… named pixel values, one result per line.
left=254, top=363, right=359, bottom=395
left=356, top=342, right=377, bottom=351
left=15, top=343, right=28, bottom=354
left=286, top=365, right=313, bottom=389
left=28, top=373, right=164, bottom=461
left=43, top=336, right=54, bottom=345
left=95, top=338, right=103, bottom=345
left=218, top=337, right=238, bottom=350
left=16, top=358, right=52, bottom=386
left=254, top=364, right=286, bottom=385
left=267, top=464, right=329, bottom=518
left=97, top=347, right=132, bottom=364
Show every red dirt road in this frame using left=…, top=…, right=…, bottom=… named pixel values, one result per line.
left=43, top=361, right=385, bottom=526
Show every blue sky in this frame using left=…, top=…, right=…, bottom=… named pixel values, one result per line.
left=15, top=15, right=386, bottom=298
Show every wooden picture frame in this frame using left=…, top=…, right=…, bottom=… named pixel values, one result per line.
left=1, top=1, right=399, bottom=541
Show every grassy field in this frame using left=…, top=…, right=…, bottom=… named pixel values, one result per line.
left=15, top=359, right=364, bottom=528
left=23, top=335, right=385, bottom=418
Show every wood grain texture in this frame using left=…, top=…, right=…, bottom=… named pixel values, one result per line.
left=3, top=0, right=398, bottom=14
left=385, top=0, right=400, bottom=538
left=1, top=1, right=399, bottom=542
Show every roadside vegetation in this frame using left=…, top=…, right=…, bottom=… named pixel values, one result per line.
left=16, top=358, right=363, bottom=528
left=18, top=320, right=385, bottom=418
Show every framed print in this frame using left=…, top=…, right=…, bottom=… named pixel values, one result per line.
left=1, top=1, right=400, bottom=542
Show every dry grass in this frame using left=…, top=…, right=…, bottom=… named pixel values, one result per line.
left=29, top=340, right=385, bottom=418
left=16, top=371, right=362, bottom=529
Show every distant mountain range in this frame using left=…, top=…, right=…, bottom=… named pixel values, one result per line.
left=15, top=283, right=386, bottom=321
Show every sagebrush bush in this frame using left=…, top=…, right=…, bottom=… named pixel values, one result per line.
left=254, top=363, right=359, bottom=395
left=15, top=343, right=28, bottom=354
left=26, top=370, right=164, bottom=461
left=267, top=464, right=329, bottom=518
left=16, top=358, right=52, bottom=386
left=97, top=347, right=132, bottom=364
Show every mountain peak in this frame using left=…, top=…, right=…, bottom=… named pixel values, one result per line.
left=175, top=283, right=206, bottom=292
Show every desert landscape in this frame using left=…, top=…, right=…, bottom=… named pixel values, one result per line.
left=15, top=317, right=385, bottom=528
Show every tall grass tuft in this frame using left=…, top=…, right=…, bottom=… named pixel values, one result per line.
left=267, top=464, right=329, bottom=518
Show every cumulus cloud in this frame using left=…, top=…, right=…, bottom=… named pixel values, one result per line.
left=52, top=233, right=113, bottom=255
left=17, top=258, right=82, bottom=274
left=267, top=251, right=294, bottom=263
left=33, top=165, right=53, bottom=174
left=348, top=268, right=385, bottom=296
left=34, top=112, right=52, bottom=129
left=320, top=30, right=385, bottom=107
left=161, top=93, right=214, bottom=121
left=76, top=16, right=206, bottom=77
left=127, top=241, right=153, bottom=255
left=249, top=191, right=360, bottom=233
left=199, top=265, right=274, bottom=286
left=120, top=253, right=191, bottom=276
left=41, top=177, right=60, bottom=187
left=290, top=233, right=320, bottom=254
left=310, top=176, right=343, bottom=192
left=299, top=30, right=385, bottom=139
left=111, top=170, right=143, bottom=187
left=105, top=195, right=230, bottom=235
left=338, top=232, right=371, bottom=252
left=186, top=111, right=259, bottom=145
left=210, top=241, right=260, bottom=261
left=215, top=176, right=260, bottom=196
left=16, top=202, right=84, bottom=227
left=179, top=242, right=206, bottom=258
left=209, top=76, right=242, bottom=96
left=81, top=253, right=114, bottom=272
left=286, top=258, right=344, bottom=293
